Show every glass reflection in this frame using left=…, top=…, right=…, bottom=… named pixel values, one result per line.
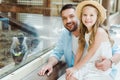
left=0, top=0, right=62, bottom=79
left=10, top=33, right=28, bottom=65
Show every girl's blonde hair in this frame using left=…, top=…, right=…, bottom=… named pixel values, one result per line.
left=78, top=5, right=114, bottom=54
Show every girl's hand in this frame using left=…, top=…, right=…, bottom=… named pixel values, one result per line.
left=66, top=67, right=77, bottom=79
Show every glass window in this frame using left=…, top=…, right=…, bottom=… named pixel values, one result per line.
left=0, top=0, right=64, bottom=78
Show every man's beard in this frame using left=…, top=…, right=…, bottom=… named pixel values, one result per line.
left=66, top=23, right=78, bottom=32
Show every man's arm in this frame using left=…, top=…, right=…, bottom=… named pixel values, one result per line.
left=38, top=29, right=66, bottom=76
left=111, top=53, right=120, bottom=64
left=96, top=53, right=120, bottom=71
left=38, top=56, right=58, bottom=76
left=95, top=42, right=120, bottom=71
left=47, top=56, right=59, bottom=68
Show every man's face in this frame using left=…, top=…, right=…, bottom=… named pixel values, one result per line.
left=61, top=8, right=78, bottom=32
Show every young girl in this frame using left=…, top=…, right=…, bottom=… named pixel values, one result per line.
left=66, top=1, right=113, bottom=80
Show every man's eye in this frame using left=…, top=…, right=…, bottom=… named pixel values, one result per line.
left=90, top=14, right=93, bottom=16
left=62, top=18, right=66, bottom=20
left=83, top=14, right=87, bottom=16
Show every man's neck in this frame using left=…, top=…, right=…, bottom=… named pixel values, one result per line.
left=72, top=29, right=79, bottom=37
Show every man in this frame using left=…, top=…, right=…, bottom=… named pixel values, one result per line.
left=38, top=4, right=78, bottom=76
left=38, top=4, right=120, bottom=79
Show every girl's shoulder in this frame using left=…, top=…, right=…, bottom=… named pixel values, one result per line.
left=96, top=27, right=106, bottom=35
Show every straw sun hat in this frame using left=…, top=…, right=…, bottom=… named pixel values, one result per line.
left=76, top=0, right=106, bottom=24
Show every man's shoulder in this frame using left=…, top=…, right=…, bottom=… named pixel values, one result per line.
left=61, top=28, right=71, bottom=35
left=57, top=28, right=71, bottom=43
left=112, top=43, right=120, bottom=54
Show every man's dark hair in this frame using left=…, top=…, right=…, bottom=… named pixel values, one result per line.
left=60, top=4, right=75, bottom=16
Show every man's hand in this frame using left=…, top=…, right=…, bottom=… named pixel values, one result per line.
left=38, top=64, right=53, bottom=76
left=95, top=57, right=112, bottom=71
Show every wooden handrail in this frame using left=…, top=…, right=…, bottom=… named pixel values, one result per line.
left=24, top=61, right=67, bottom=80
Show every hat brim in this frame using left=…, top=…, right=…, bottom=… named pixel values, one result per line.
left=76, top=1, right=106, bottom=24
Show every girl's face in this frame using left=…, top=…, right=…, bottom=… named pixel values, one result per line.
left=82, top=6, right=98, bottom=32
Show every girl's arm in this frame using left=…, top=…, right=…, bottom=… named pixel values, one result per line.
left=74, top=28, right=109, bottom=69
left=74, top=46, right=83, bottom=65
